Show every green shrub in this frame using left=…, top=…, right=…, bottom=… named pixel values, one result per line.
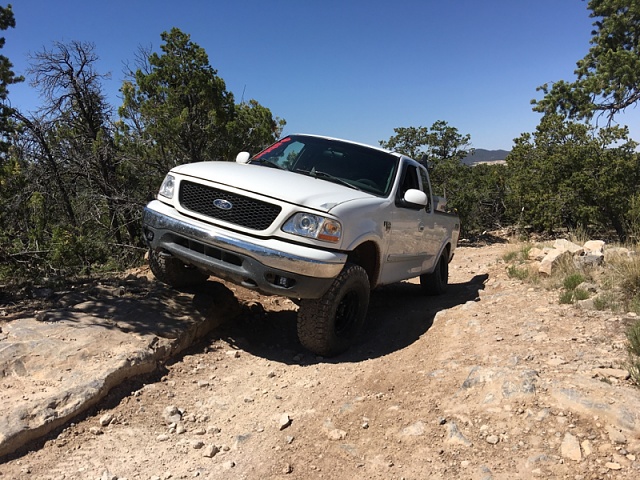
left=628, top=360, right=640, bottom=387
left=507, top=265, right=529, bottom=281
left=559, top=290, right=574, bottom=304
left=593, top=292, right=620, bottom=311
left=573, top=288, right=590, bottom=301
left=563, top=273, right=585, bottom=291
left=627, top=320, right=640, bottom=357
left=629, top=295, right=640, bottom=316
left=627, top=319, right=640, bottom=387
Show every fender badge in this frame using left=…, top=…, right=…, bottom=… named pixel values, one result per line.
left=213, top=199, right=233, bottom=210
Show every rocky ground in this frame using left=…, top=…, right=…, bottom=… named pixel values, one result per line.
left=1, top=241, right=640, bottom=479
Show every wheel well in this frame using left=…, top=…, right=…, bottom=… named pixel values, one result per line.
left=346, top=241, right=379, bottom=288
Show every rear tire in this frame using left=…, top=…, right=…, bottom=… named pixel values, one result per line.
left=420, top=251, right=448, bottom=295
left=297, top=263, right=370, bottom=357
left=148, top=249, right=208, bottom=288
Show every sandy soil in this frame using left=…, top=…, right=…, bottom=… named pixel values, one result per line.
left=1, top=242, right=640, bottom=480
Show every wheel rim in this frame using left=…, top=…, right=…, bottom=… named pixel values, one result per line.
left=334, top=290, right=360, bottom=337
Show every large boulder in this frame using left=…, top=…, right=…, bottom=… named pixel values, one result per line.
left=539, top=249, right=573, bottom=276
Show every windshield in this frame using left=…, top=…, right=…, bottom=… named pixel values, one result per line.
left=250, top=135, right=399, bottom=196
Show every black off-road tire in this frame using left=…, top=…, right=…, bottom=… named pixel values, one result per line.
left=420, top=251, right=449, bottom=295
left=297, top=263, right=370, bottom=357
left=148, top=249, right=208, bottom=288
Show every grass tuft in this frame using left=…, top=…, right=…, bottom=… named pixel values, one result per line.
left=502, top=250, right=519, bottom=263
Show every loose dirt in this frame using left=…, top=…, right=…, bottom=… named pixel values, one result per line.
left=1, top=242, right=640, bottom=479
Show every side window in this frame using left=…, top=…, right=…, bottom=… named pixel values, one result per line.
left=418, top=168, right=432, bottom=212
left=395, top=165, right=421, bottom=208
left=400, top=166, right=420, bottom=195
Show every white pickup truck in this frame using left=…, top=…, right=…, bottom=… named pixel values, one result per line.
left=142, top=134, right=460, bottom=356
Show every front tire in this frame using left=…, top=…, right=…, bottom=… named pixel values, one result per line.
left=148, top=249, right=208, bottom=288
left=297, top=263, right=370, bottom=357
left=420, top=251, right=449, bottom=295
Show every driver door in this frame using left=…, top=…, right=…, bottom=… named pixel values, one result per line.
left=382, top=163, right=431, bottom=283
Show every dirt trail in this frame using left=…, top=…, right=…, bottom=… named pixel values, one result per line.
left=1, top=243, right=640, bottom=479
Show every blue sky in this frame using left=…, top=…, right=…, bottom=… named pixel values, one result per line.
left=4, top=0, right=638, bottom=151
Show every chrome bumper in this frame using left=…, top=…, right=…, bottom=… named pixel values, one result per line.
left=142, top=201, right=346, bottom=298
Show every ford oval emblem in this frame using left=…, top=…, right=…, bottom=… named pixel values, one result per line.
left=213, top=199, right=233, bottom=210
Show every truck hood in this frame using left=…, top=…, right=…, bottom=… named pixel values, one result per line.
left=172, top=161, right=378, bottom=212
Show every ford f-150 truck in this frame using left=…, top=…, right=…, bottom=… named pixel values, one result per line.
left=142, top=134, right=460, bottom=356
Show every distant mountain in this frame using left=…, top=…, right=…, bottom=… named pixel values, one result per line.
left=462, top=149, right=510, bottom=166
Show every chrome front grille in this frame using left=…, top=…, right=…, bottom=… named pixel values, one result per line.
left=179, top=181, right=281, bottom=230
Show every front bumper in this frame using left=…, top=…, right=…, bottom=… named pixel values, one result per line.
left=142, top=200, right=346, bottom=299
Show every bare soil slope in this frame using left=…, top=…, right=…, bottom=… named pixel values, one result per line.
left=2, top=243, right=640, bottom=479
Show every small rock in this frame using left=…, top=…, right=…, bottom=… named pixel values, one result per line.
left=327, top=429, right=347, bottom=440
left=202, top=445, right=220, bottom=458
left=528, top=247, right=545, bottom=261
left=99, top=413, right=114, bottom=427
left=192, top=440, right=205, bottom=449
left=279, top=414, right=292, bottom=430
left=576, top=281, right=598, bottom=293
left=595, top=368, right=630, bottom=380
left=554, top=239, right=583, bottom=254
left=282, top=463, right=293, bottom=474
left=605, top=425, right=627, bottom=444
left=89, top=427, right=103, bottom=435
left=401, top=421, right=425, bottom=436
left=581, top=439, right=593, bottom=457
left=605, top=462, right=622, bottom=470
left=447, top=422, right=472, bottom=447
left=584, top=240, right=605, bottom=254
left=561, top=432, right=582, bottom=461
left=163, top=405, right=182, bottom=424
left=485, top=435, right=499, bottom=445
left=157, top=434, right=169, bottom=442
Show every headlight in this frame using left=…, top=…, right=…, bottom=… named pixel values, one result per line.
left=282, top=213, right=342, bottom=243
left=158, top=174, right=175, bottom=199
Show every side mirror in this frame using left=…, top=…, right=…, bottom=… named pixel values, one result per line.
left=403, top=189, right=428, bottom=207
left=235, top=151, right=251, bottom=164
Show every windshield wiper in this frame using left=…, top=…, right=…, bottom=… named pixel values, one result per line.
left=295, top=168, right=362, bottom=191
left=250, top=158, right=286, bottom=170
